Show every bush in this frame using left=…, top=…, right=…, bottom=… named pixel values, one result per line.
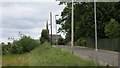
left=104, top=19, right=120, bottom=38
left=10, top=43, right=23, bottom=54
left=76, top=38, right=86, bottom=46
left=17, top=36, right=39, bottom=53
left=2, top=45, right=11, bottom=55
left=57, top=38, right=65, bottom=45
left=2, top=42, right=11, bottom=55
left=2, top=35, right=39, bottom=55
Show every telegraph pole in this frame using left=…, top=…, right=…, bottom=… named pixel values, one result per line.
left=50, top=12, right=52, bottom=45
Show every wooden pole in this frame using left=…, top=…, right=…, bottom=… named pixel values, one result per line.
left=50, top=12, right=52, bottom=45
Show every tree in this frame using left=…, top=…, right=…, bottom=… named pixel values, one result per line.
left=40, top=29, right=49, bottom=43
left=104, top=19, right=120, bottom=38
left=57, top=2, right=120, bottom=43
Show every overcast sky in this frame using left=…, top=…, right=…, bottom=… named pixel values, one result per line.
left=0, top=0, right=65, bottom=43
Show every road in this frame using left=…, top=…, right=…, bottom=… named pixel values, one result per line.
left=56, top=45, right=118, bottom=66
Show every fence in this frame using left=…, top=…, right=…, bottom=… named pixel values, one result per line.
left=86, top=38, right=119, bottom=52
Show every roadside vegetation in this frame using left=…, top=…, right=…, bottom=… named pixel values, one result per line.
left=2, top=1, right=120, bottom=67
left=2, top=42, right=98, bottom=66
left=56, top=2, right=120, bottom=52
left=57, top=2, right=120, bottom=44
left=2, top=35, right=39, bottom=55
left=1, top=34, right=98, bottom=66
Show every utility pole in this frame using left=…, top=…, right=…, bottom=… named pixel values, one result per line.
left=94, top=0, right=98, bottom=63
left=50, top=12, right=52, bottom=45
left=55, top=14, right=59, bottom=45
left=55, top=0, right=74, bottom=54
left=71, top=0, right=74, bottom=54
left=94, top=0, right=97, bottom=52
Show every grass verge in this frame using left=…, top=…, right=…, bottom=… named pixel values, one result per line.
left=2, top=42, right=98, bottom=66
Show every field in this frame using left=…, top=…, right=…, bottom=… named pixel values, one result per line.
left=2, top=42, right=98, bottom=66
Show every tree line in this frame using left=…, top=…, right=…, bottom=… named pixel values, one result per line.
left=57, top=2, right=120, bottom=44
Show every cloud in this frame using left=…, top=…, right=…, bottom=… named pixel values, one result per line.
left=1, top=0, right=56, bottom=2
left=1, top=2, right=65, bottom=43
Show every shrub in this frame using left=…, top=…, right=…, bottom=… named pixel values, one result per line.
left=2, top=42, right=11, bottom=55
left=104, top=19, right=120, bottom=38
left=57, top=38, right=65, bottom=45
left=17, top=36, right=39, bottom=53
left=10, top=43, right=23, bottom=54
left=2, top=35, right=39, bottom=55
left=2, top=45, right=11, bottom=55
left=76, top=38, right=86, bottom=46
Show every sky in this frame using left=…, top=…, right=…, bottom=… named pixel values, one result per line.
left=0, top=0, right=66, bottom=43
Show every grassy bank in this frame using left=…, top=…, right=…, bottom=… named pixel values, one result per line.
left=2, top=42, right=97, bottom=66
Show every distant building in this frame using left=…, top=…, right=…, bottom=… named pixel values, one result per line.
left=49, top=34, right=62, bottom=44
left=39, top=20, right=62, bottom=44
